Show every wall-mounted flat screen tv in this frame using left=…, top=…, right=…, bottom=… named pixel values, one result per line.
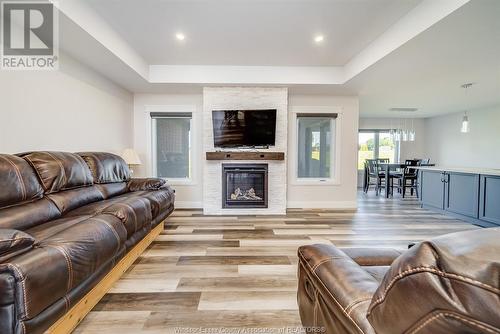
left=212, top=109, right=277, bottom=148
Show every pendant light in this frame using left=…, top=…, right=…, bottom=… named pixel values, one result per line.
left=402, top=119, right=408, bottom=141
left=409, top=118, right=416, bottom=141
left=460, top=83, right=474, bottom=133
left=461, top=112, right=470, bottom=133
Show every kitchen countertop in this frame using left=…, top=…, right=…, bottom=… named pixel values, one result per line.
left=414, top=166, right=500, bottom=176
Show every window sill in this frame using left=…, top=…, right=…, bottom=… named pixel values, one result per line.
left=161, top=178, right=196, bottom=186
left=291, top=178, right=341, bottom=186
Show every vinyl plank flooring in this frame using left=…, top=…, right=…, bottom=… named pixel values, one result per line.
left=76, top=192, right=479, bottom=333
left=177, top=255, right=291, bottom=265
left=143, top=310, right=301, bottom=329
left=176, top=277, right=297, bottom=291
left=198, top=291, right=298, bottom=310
left=93, top=292, right=201, bottom=312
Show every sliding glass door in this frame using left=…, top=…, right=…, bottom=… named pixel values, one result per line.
left=358, top=130, right=399, bottom=170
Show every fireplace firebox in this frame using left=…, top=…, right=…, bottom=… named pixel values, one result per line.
left=222, top=164, right=268, bottom=208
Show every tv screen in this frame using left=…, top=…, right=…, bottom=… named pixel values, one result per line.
left=212, top=109, right=277, bottom=148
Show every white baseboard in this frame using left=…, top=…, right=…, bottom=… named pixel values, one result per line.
left=286, top=201, right=358, bottom=209
left=174, top=201, right=203, bottom=209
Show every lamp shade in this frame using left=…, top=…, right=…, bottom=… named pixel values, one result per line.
left=121, top=148, right=142, bottom=165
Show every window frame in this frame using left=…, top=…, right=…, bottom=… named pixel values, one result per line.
left=358, top=129, right=400, bottom=170
left=150, top=110, right=194, bottom=185
left=290, top=107, right=342, bottom=186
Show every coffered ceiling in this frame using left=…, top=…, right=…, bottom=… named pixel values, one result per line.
left=84, top=0, right=421, bottom=66
left=51, top=0, right=500, bottom=117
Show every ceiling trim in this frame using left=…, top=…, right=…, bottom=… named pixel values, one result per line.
left=55, top=0, right=470, bottom=87
left=149, top=65, right=345, bottom=85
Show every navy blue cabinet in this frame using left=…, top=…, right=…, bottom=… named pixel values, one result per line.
left=420, top=170, right=445, bottom=209
left=420, top=169, right=500, bottom=227
left=444, top=172, right=480, bottom=219
left=479, top=175, right=500, bottom=226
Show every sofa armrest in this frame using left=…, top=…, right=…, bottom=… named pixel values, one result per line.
left=0, top=229, right=35, bottom=262
left=127, top=178, right=166, bottom=192
left=341, top=248, right=403, bottom=266
left=298, top=244, right=380, bottom=334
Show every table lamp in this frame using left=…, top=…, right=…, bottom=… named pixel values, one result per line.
left=121, top=148, right=142, bottom=174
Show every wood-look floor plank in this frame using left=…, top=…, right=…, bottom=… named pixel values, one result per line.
left=198, top=291, right=298, bottom=310
left=93, top=292, right=201, bottom=312
left=75, top=192, right=479, bottom=332
left=177, top=255, right=291, bottom=265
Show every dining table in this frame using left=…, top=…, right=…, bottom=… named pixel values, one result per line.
left=377, top=163, right=406, bottom=198
left=377, top=162, right=435, bottom=198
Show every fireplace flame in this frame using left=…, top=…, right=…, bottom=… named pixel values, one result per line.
left=230, top=187, right=262, bottom=200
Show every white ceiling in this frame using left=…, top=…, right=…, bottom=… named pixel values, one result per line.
left=85, top=0, right=421, bottom=66
left=56, top=0, right=499, bottom=118
left=346, top=0, right=500, bottom=117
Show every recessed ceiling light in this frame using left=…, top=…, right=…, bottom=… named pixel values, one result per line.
left=314, top=35, right=324, bottom=43
left=175, top=33, right=185, bottom=41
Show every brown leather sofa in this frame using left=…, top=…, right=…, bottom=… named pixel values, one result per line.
left=298, top=228, right=500, bottom=334
left=0, top=151, right=175, bottom=334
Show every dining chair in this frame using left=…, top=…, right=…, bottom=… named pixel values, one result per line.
left=393, top=159, right=420, bottom=198
left=365, top=159, right=385, bottom=194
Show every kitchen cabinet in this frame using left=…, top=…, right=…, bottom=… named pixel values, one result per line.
left=419, top=168, right=499, bottom=227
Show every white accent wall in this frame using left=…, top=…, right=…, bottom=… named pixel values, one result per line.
left=133, top=93, right=204, bottom=208
left=202, top=87, right=288, bottom=215
left=423, top=106, right=500, bottom=169
left=133, top=91, right=360, bottom=210
left=0, top=52, right=133, bottom=153
left=287, top=95, right=359, bottom=209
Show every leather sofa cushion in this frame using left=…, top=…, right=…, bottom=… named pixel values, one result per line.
left=95, top=182, right=128, bottom=199
left=21, top=152, right=93, bottom=194
left=0, top=198, right=61, bottom=230
left=127, top=185, right=175, bottom=218
left=78, top=152, right=130, bottom=184
left=298, top=244, right=379, bottom=334
left=127, top=178, right=166, bottom=192
left=0, top=230, right=35, bottom=262
left=101, top=197, right=152, bottom=238
left=47, top=185, right=104, bottom=214
left=66, top=195, right=153, bottom=238
left=367, top=228, right=500, bottom=334
left=26, top=215, right=92, bottom=242
left=0, top=154, right=43, bottom=209
left=0, top=214, right=127, bottom=321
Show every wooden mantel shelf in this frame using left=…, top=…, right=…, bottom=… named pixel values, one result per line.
left=206, top=151, right=285, bottom=161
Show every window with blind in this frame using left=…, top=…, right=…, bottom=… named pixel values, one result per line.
left=296, top=113, right=337, bottom=180
left=151, top=112, right=192, bottom=179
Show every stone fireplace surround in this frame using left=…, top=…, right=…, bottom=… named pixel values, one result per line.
left=203, top=87, right=288, bottom=215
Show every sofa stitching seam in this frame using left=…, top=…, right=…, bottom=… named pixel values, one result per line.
left=49, top=245, right=73, bottom=292
left=4, top=263, right=29, bottom=319
left=409, top=311, right=500, bottom=334
left=298, top=249, right=365, bottom=334
left=23, top=155, right=46, bottom=191
left=0, top=238, right=33, bottom=245
left=368, top=266, right=500, bottom=316
left=94, top=218, right=122, bottom=253
left=0, top=155, right=27, bottom=200
left=88, top=153, right=106, bottom=182
left=63, top=295, right=70, bottom=312
left=345, top=298, right=372, bottom=316
left=46, top=152, right=67, bottom=191
left=310, top=256, right=346, bottom=272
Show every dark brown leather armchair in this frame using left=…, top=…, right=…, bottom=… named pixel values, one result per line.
left=297, top=228, right=500, bottom=334
left=0, top=151, right=175, bottom=334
